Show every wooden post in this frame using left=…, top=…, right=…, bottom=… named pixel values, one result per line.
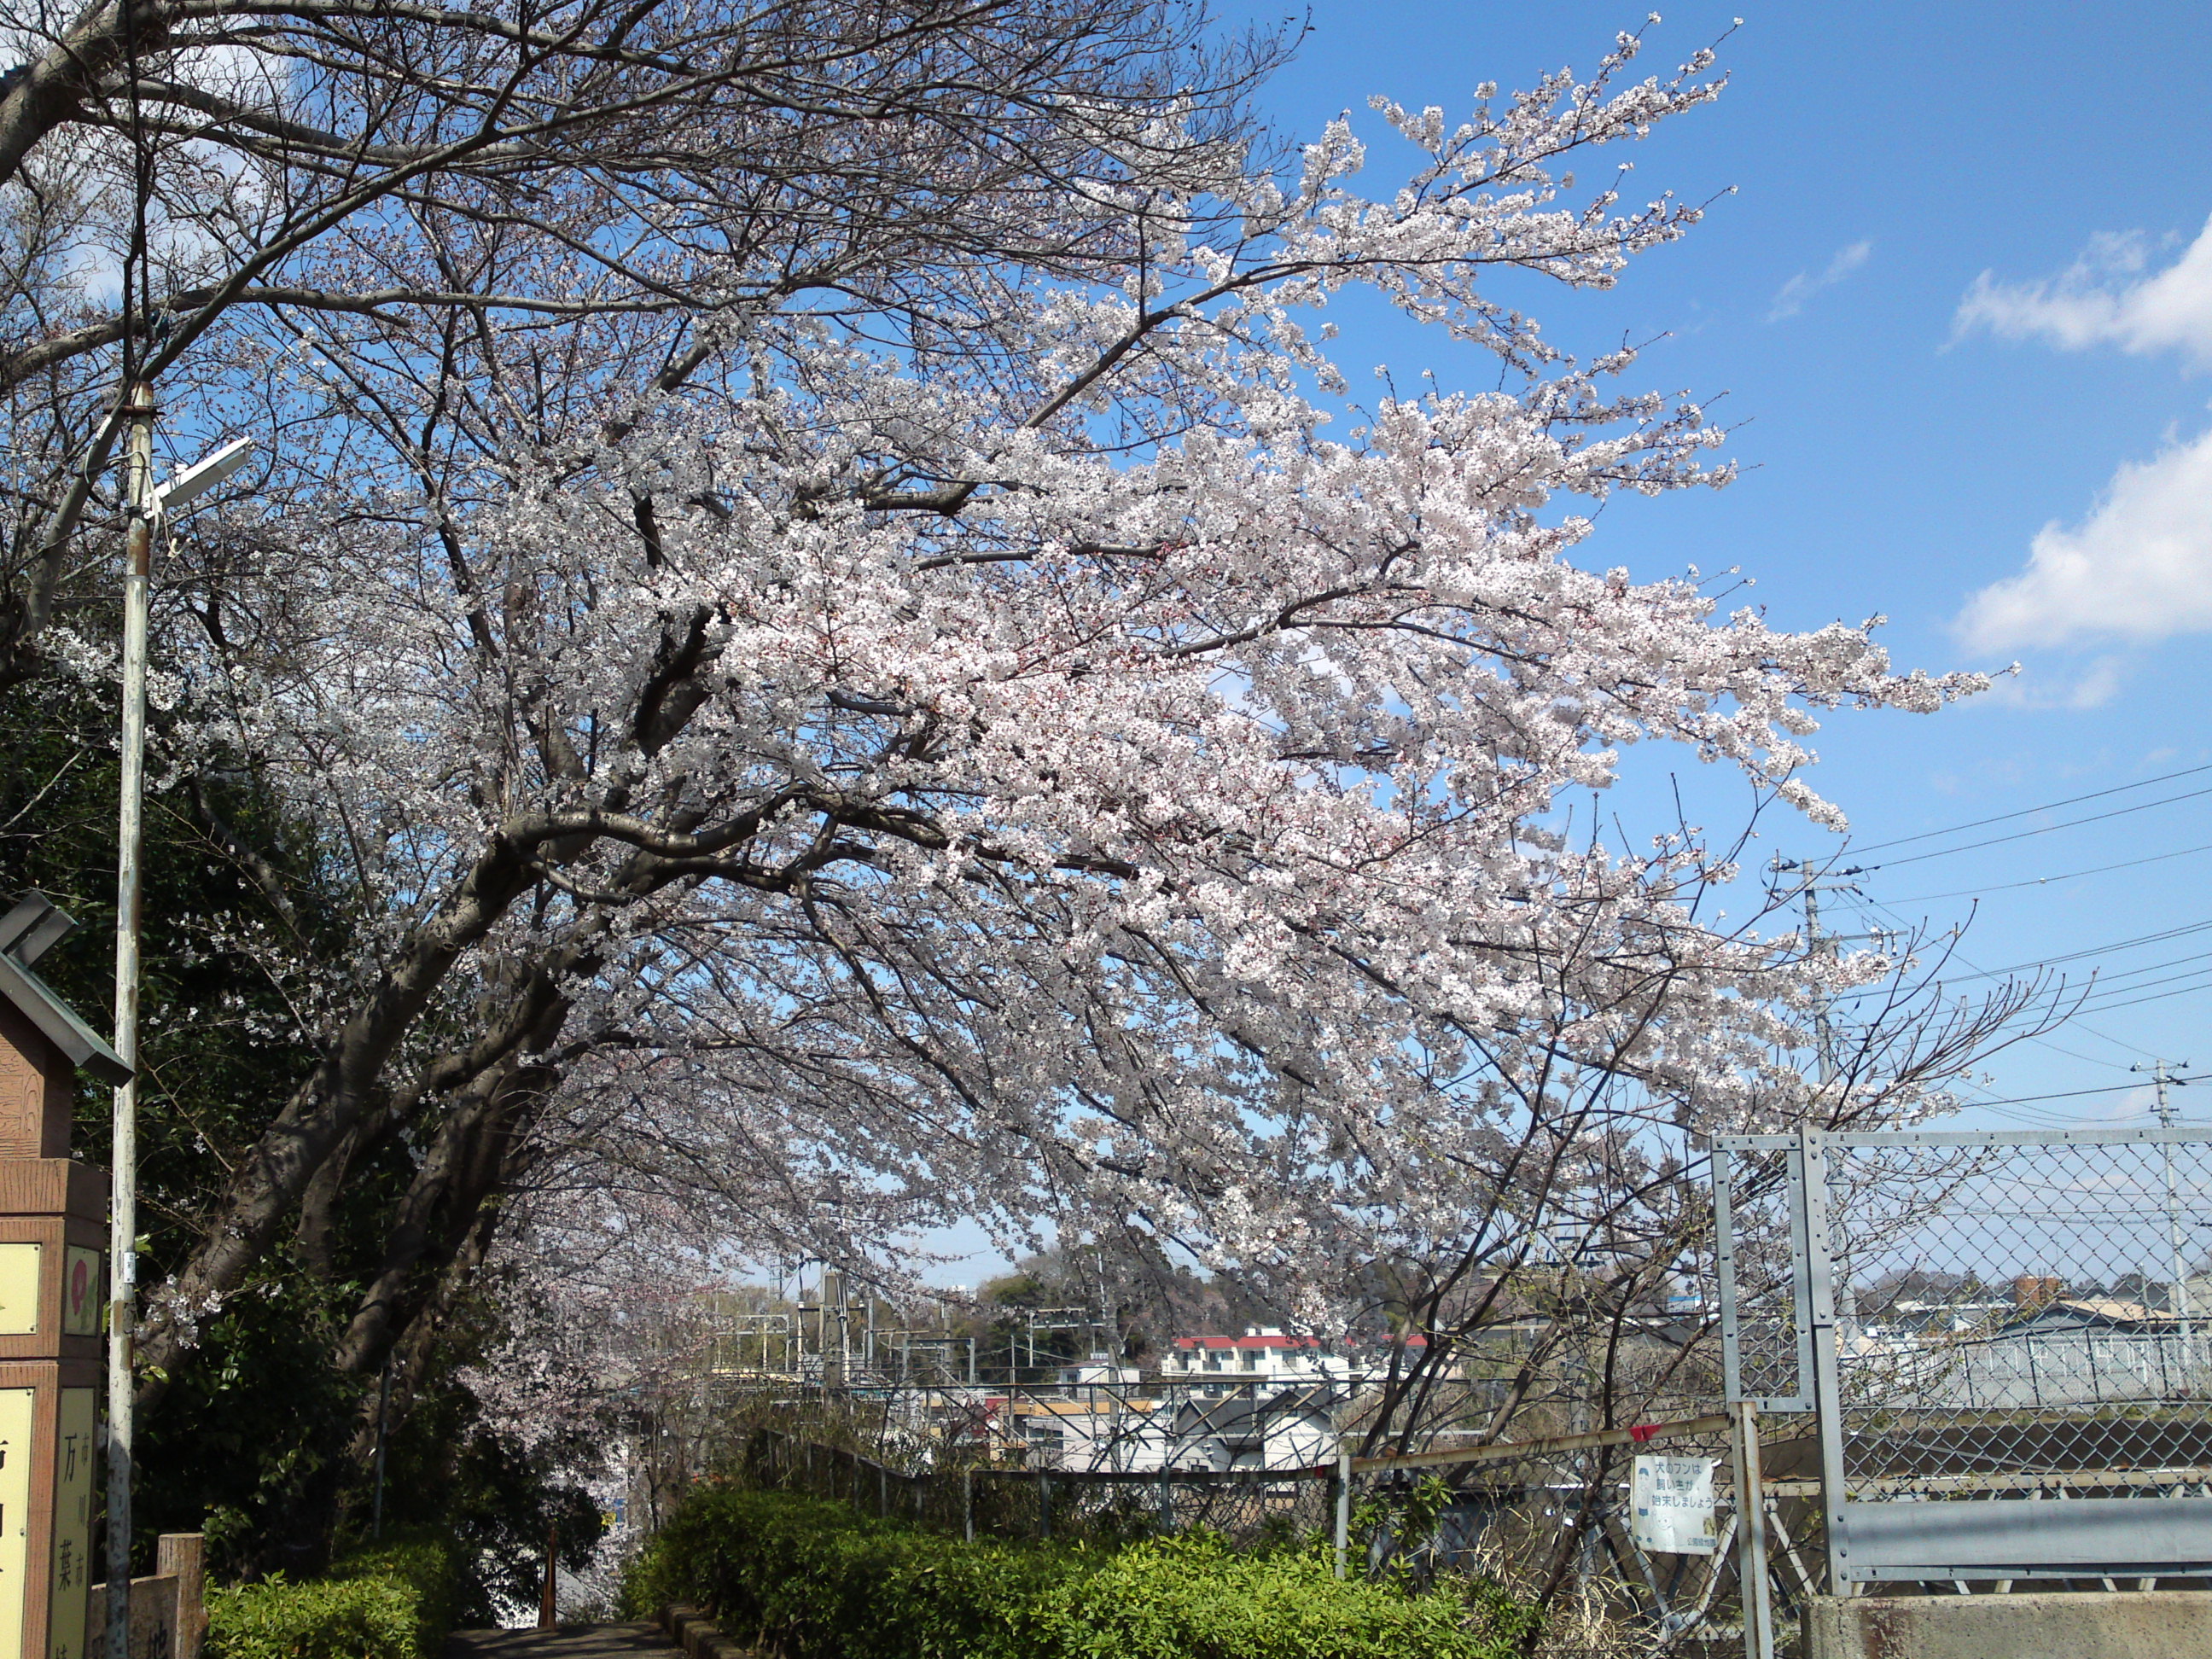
left=0, top=894, right=127, bottom=1659
left=1332, top=1449, right=1352, bottom=1580
left=538, top=1524, right=557, bottom=1631
left=155, top=1535, right=204, bottom=1659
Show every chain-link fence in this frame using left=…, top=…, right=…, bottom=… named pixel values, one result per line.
left=748, top=1425, right=1339, bottom=1545
left=1714, top=1125, right=2212, bottom=1607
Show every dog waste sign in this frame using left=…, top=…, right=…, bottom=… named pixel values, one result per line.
left=1630, top=1455, right=1717, bottom=1555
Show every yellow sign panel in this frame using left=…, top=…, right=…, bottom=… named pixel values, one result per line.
left=0, top=1249, right=38, bottom=1336
left=45, top=1391, right=91, bottom=1659
left=57, top=1256, right=96, bottom=1340
left=0, top=1388, right=33, bottom=1659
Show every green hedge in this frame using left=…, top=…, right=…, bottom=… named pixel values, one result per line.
left=622, top=1486, right=1534, bottom=1659
left=207, top=1532, right=463, bottom=1659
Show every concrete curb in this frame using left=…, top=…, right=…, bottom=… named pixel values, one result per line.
left=661, top=1604, right=756, bottom=1659
left=1805, top=1590, right=2212, bottom=1658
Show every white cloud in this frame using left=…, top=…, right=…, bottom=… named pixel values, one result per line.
left=1955, top=217, right=2212, bottom=366
left=1974, top=655, right=2127, bottom=710
left=1958, top=427, right=2212, bottom=649
left=1767, top=239, right=1873, bottom=322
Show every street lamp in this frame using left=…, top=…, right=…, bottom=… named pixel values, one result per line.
left=108, top=405, right=254, bottom=1659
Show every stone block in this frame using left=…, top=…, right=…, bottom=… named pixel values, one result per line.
left=1805, top=1589, right=2212, bottom=1659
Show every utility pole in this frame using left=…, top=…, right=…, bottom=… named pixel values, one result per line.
left=2133, top=1059, right=2194, bottom=1382
left=108, top=378, right=156, bottom=1659
left=105, top=419, right=251, bottom=1655
left=1774, top=859, right=1874, bottom=1091
left=1799, top=870, right=1837, bottom=1087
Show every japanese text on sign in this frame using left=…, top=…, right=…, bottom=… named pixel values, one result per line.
left=1630, top=1454, right=1717, bottom=1556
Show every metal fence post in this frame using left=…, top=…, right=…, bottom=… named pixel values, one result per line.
left=1333, top=1449, right=1353, bottom=1579
left=963, top=1470, right=975, bottom=1544
left=1039, top=1473, right=1052, bottom=1540
left=1800, top=1128, right=1852, bottom=1597
left=1731, top=1401, right=1775, bottom=1659
left=1713, top=1144, right=1744, bottom=1402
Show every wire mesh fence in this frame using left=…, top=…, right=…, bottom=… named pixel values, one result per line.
left=1827, top=1131, right=2212, bottom=1465
left=748, top=1425, right=1341, bottom=1546
left=632, top=1125, right=2212, bottom=1650
left=1715, top=1124, right=2212, bottom=1601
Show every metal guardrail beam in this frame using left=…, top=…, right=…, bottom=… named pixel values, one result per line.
left=1713, top=1124, right=2212, bottom=1150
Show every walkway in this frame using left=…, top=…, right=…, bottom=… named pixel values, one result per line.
left=447, top=1625, right=678, bottom=1659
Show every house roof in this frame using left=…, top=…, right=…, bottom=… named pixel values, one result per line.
left=1173, top=1334, right=1321, bottom=1351
left=1170, top=1387, right=1338, bottom=1433
left=0, top=894, right=129, bottom=1086
left=2009, top=1297, right=2178, bottom=1330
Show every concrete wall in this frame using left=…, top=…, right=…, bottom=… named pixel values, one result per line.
left=1805, top=1590, right=2212, bottom=1659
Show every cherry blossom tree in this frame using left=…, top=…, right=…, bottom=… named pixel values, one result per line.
left=10, top=4, right=2035, bottom=1470
left=1, top=0, right=1273, bottom=681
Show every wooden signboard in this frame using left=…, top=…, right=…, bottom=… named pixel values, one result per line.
left=0, top=896, right=125, bottom=1659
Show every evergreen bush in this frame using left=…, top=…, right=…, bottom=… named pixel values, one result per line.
left=622, top=1486, right=1534, bottom=1659
left=207, top=1531, right=463, bottom=1659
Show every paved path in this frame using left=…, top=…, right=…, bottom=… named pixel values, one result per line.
left=447, top=1625, right=678, bottom=1659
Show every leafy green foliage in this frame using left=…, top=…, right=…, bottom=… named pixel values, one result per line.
left=0, top=675, right=380, bottom=1571
left=1, top=675, right=605, bottom=1588
left=621, top=1486, right=1534, bottom=1659
left=1351, top=1474, right=1456, bottom=1587
left=206, top=1531, right=463, bottom=1659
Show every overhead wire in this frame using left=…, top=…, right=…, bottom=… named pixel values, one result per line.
left=1854, top=785, right=2212, bottom=871
left=2067, top=949, right=2212, bottom=999
left=1882, top=841, right=2212, bottom=905
left=1941, top=917, right=2212, bottom=981
left=2072, top=973, right=2212, bottom=1017
left=1931, top=1076, right=2209, bottom=1107
left=1777, top=765, right=2212, bottom=1078
left=1842, top=893, right=2160, bottom=1067
left=1842, top=761, right=2212, bottom=857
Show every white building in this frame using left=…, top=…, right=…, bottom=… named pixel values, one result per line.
left=1002, top=1329, right=1359, bottom=1472
left=1157, top=1327, right=1360, bottom=1392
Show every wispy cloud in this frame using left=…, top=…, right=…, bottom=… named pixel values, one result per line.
left=1955, top=217, right=2212, bottom=367
left=1973, top=655, right=2128, bottom=711
left=1767, top=238, right=1873, bottom=322
left=1957, top=428, right=2212, bottom=650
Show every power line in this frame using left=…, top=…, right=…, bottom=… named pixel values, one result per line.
left=1951, top=917, right=2212, bottom=981
left=2070, top=981, right=2212, bottom=1022
left=1863, top=785, right=2212, bottom=871
left=1847, top=894, right=2158, bottom=1066
left=1845, top=761, right=2212, bottom=856
left=1883, top=841, right=2212, bottom=905
left=2069, top=948, right=2212, bottom=998
left=1947, top=1075, right=2209, bottom=1108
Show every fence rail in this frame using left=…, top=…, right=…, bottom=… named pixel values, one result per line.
left=1712, top=1123, right=2212, bottom=1649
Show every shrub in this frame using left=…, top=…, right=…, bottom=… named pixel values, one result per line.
left=622, top=1487, right=1534, bottom=1659
left=207, top=1531, right=464, bottom=1659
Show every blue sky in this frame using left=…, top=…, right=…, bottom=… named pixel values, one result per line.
left=1241, top=1, right=2212, bottom=1128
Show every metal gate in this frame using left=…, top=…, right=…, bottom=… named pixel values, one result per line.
left=1713, top=1124, right=2212, bottom=1601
